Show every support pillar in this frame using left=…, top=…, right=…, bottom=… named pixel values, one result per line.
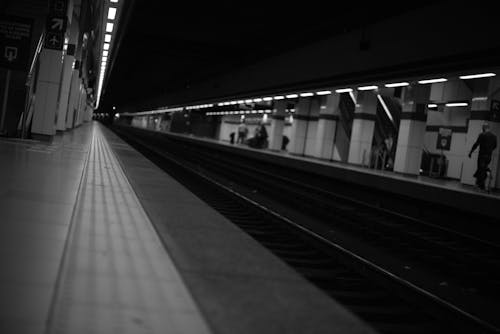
left=315, top=93, right=339, bottom=159
left=268, top=100, right=286, bottom=151
left=31, top=49, right=64, bottom=138
left=288, top=98, right=310, bottom=155
left=304, top=98, right=320, bottom=156
left=347, top=91, right=377, bottom=165
left=57, top=18, right=79, bottom=131
left=394, top=85, right=430, bottom=175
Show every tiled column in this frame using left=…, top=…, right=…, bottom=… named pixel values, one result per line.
left=268, top=100, right=286, bottom=150
left=304, top=98, right=320, bottom=156
left=57, top=18, right=79, bottom=131
left=462, top=77, right=500, bottom=187
left=315, top=93, right=339, bottom=159
left=347, top=91, right=377, bottom=165
left=394, top=85, right=430, bottom=175
left=288, top=98, right=310, bottom=155
left=31, top=50, right=64, bottom=138
left=31, top=1, right=71, bottom=139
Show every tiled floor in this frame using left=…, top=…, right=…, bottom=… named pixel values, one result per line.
left=0, top=126, right=92, bottom=334
left=0, top=123, right=211, bottom=334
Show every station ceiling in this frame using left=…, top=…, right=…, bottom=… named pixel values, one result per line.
left=102, top=0, right=446, bottom=109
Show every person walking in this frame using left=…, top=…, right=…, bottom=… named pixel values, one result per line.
left=468, top=123, right=497, bottom=190
left=237, top=121, right=248, bottom=144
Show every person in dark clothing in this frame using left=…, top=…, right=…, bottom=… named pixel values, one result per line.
left=229, top=132, right=235, bottom=144
left=468, top=123, right=497, bottom=189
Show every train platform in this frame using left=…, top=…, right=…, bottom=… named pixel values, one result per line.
left=0, top=122, right=375, bottom=334
left=142, top=130, right=499, bottom=220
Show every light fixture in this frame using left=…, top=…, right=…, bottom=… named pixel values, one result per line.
left=263, top=97, right=273, bottom=101
left=103, top=43, right=110, bottom=50
left=472, top=96, right=488, bottom=102
left=377, top=94, right=394, bottom=123
left=418, top=78, right=447, bottom=84
left=316, top=90, right=331, bottom=95
left=445, top=102, right=468, bottom=107
left=273, top=96, right=285, bottom=100
left=103, top=50, right=108, bottom=56
left=384, top=82, right=409, bottom=88
left=104, top=34, right=111, bottom=42
left=110, top=0, right=119, bottom=3
left=102, top=56, right=107, bottom=61
left=299, top=92, right=313, bottom=97
left=286, top=94, right=298, bottom=98
left=237, top=100, right=244, bottom=104
left=245, top=99, right=253, bottom=103
left=459, top=73, right=496, bottom=80
left=357, top=85, right=378, bottom=91
left=335, top=88, right=353, bottom=93
left=428, top=104, right=438, bottom=108
left=253, top=98, right=262, bottom=102
left=108, top=7, right=117, bottom=20
left=106, top=22, right=114, bottom=33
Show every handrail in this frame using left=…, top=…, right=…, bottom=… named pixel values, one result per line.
left=26, top=32, right=45, bottom=86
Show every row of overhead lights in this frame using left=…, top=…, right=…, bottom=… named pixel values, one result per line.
left=210, top=72, right=496, bottom=106
left=96, top=0, right=120, bottom=109
left=206, top=109, right=297, bottom=116
left=123, top=72, right=496, bottom=117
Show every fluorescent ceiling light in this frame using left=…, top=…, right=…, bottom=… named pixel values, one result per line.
left=299, top=92, right=314, bottom=97
left=102, top=56, right=107, bottom=61
left=245, top=99, right=253, bottom=103
left=335, top=88, right=353, bottom=93
left=459, top=73, right=496, bottom=80
left=316, top=90, right=331, bottom=95
left=110, top=0, right=118, bottom=3
left=418, top=78, right=447, bottom=84
left=273, top=96, right=284, bottom=100
left=108, top=7, right=117, bottom=20
left=428, top=104, right=438, bottom=108
left=103, top=50, right=108, bottom=56
left=445, top=102, right=468, bottom=107
left=263, top=97, right=273, bottom=101
left=384, top=82, right=409, bottom=88
left=471, top=96, right=488, bottom=101
left=217, top=103, right=224, bottom=106
left=286, top=94, right=298, bottom=98
left=104, top=34, right=112, bottom=42
left=230, top=101, right=237, bottom=105
left=106, top=22, right=114, bottom=33
left=237, top=100, right=244, bottom=104
left=253, top=98, right=262, bottom=102
left=377, top=94, right=394, bottom=123
left=103, top=43, right=110, bottom=50
left=357, top=85, right=378, bottom=91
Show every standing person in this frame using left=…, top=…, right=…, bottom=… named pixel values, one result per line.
left=468, top=123, right=497, bottom=190
left=256, top=121, right=268, bottom=148
left=237, top=121, right=248, bottom=144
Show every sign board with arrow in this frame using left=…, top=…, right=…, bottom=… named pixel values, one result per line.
left=44, top=15, right=67, bottom=50
left=0, top=15, right=33, bottom=70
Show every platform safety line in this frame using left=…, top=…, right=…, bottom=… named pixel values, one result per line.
left=99, top=124, right=216, bottom=334
left=43, top=125, right=96, bottom=334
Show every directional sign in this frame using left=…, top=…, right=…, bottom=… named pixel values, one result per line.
left=44, top=15, right=67, bottom=50
left=0, top=15, right=33, bottom=70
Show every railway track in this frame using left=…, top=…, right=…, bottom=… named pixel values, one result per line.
left=112, top=125, right=500, bottom=334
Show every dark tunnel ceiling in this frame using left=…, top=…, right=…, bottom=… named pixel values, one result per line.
left=103, top=0, right=446, bottom=108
